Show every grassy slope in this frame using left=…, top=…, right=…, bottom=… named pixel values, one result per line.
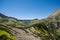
left=0, top=30, right=17, bottom=40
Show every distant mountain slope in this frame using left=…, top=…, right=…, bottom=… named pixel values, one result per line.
left=0, top=13, right=8, bottom=18
left=0, top=13, right=40, bottom=27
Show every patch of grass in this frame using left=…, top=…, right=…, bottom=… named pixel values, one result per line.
left=0, top=30, right=17, bottom=40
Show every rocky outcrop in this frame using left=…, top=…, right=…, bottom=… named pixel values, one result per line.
left=0, top=24, right=41, bottom=40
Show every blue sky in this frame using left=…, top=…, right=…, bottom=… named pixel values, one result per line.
left=0, top=0, right=60, bottom=19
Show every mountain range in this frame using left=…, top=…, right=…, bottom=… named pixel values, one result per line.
left=0, top=9, right=60, bottom=40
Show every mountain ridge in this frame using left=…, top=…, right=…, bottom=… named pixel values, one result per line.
left=48, top=9, right=60, bottom=18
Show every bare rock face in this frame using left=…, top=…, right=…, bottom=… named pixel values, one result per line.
left=12, top=28, right=41, bottom=40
